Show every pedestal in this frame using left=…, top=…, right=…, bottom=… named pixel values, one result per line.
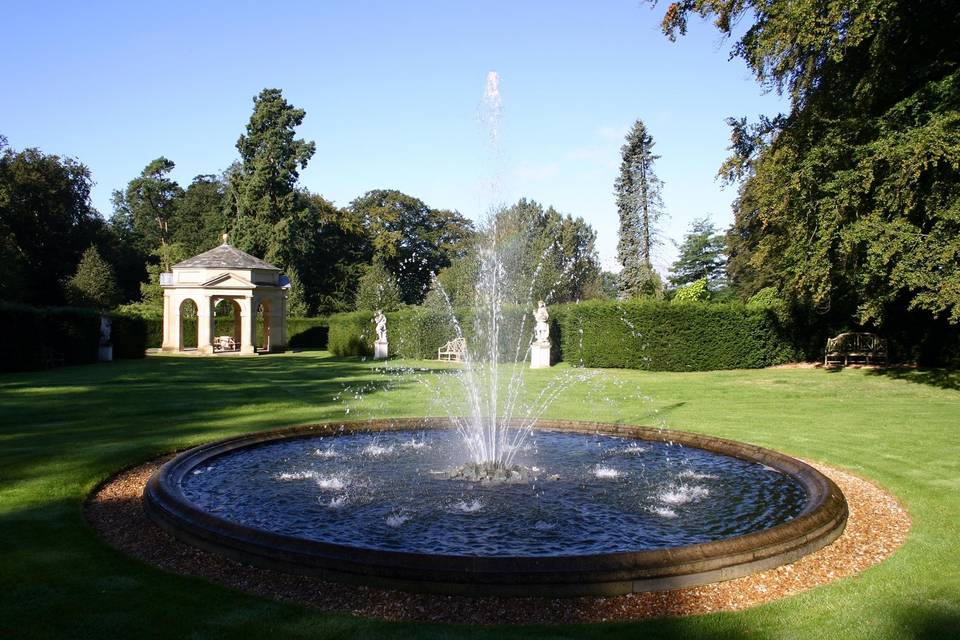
left=530, top=341, right=551, bottom=369
left=374, top=340, right=389, bottom=360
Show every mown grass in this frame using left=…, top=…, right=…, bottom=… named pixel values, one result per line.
left=0, top=352, right=958, bottom=639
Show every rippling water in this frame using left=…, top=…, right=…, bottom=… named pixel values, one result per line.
left=181, top=429, right=807, bottom=557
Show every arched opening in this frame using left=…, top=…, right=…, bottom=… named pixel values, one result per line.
left=179, top=299, right=198, bottom=350
left=257, top=301, right=271, bottom=352
left=213, top=298, right=241, bottom=352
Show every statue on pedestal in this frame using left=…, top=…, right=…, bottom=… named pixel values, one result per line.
left=530, top=300, right=551, bottom=368
left=373, top=309, right=388, bottom=359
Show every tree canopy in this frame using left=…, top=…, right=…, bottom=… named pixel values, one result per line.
left=655, top=0, right=960, bottom=326
left=0, top=138, right=111, bottom=305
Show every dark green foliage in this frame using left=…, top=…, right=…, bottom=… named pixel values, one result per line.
left=171, top=174, right=228, bottom=256
left=287, top=317, right=329, bottom=349
left=561, top=299, right=798, bottom=371
left=63, top=246, right=120, bottom=309
left=109, top=314, right=148, bottom=359
left=110, top=157, right=183, bottom=254
left=0, top=140, right=111, bottom=306
left=354, top=259, right=402, bottom=312
left=328, top=311, right=375, bottom=357
left=229, top=88, right=316, bottom=258
left=615, top=119, right=665, bottom=297
left=349, top=189, right=475, bottom=305
left=669, top=218, right=726, bottom=289
left=0, top=304, right=101, bottom=371
left=656, top=1, right=960, bottom=331
left=273, top=193, right=368, bottom=316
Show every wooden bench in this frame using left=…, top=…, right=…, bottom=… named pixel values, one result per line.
left=824, top=332, right=887, bottom=368
left=438, top=337, right=466, bottom=362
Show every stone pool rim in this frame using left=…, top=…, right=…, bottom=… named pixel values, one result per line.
left=143, top=418, right=848, bottom=597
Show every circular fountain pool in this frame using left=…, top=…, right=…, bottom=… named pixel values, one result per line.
left=145, top=419, right=847, bottom=596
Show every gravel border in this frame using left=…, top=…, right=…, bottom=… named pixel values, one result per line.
left=86, top=456, right=910, bottom=624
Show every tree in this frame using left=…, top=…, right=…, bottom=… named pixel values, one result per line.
left=0, top=139, right=109, bottom=305
left=229, top=88, right=315, bottom=257
left=349, top=190, right=475, bottom=305
left=615, top=119, right=665, bottom=298
left=655, top=1, right=960, bottom=326
left=171, top=174, right=228, bottom=255
left=111, top=157, right=183, bottom=254
left=354, top=258, right=402, bottom=312
left=273, top=192, right=368, bottom=315
left=488, top=198, right=602, bottom=304
left=669, top=217, right=726, bottom=289
left=64, top=246, right=119, bottom=309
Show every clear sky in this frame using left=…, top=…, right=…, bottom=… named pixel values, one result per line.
left=1, top=0, right=785, bottom=274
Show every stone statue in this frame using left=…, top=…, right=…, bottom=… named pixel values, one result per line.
left=373, top=309, right=388, bottom=359
left=533, top=300, right=550, bottom=344
left=374, top=309, right=387, bottom=342
left=530, top=301, right=551, bottom=368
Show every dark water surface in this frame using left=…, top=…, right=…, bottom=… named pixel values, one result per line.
left=181, top=429, right=807, bottom=557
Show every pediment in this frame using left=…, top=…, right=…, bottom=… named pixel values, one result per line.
left=199, top=272, right=256, bottom=289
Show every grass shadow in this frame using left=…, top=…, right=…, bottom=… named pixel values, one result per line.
left=866, top=367, right=960, bottom=391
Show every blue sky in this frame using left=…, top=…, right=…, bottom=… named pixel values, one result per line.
left=2, top=1, right=784, bottom=274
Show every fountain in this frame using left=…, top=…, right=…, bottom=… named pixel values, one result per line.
left=143, top=72, right=847, bottom=597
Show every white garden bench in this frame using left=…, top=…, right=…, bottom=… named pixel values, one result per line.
left=438, top=337, right=466, bottom=362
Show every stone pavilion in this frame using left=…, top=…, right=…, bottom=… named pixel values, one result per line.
left=160, top=236, right=289, bottom=354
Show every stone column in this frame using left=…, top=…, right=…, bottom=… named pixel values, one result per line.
left=238, top=297, right=256, bottom=355
left=197, top=295, right=215, bottom=355
left=161, top=292, right=178, bottom=352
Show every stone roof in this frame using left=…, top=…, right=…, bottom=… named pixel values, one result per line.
left=172, top=242, right=280, bottom=271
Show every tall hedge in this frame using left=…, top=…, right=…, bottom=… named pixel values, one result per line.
left=560, top=299, right=798, bottom=371
left=0, top=304, right=149, bottom=372
left=327, top=305, right=563, bottom=362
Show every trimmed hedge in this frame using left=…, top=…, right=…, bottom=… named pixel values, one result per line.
left=560, top=299, right=799, bottom=371
left=328, top=306, right=564, bottom=362
left=0, top=304, right=149, bottom=372
left=328, top=311, right=375, bottom=357
left=110, top=314, right=148, bottom=360
left=288, top=317, right=329, bottom=349
left=328, top=300, right=798, bottom=371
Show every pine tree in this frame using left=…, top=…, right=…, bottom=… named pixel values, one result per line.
left=64, top=246, right=120, bottom=309
left=230, top=88, right=315, bottom=257
left=669, top=218, right=726, bottom=289
left=615, top=119, right=665, bottom=297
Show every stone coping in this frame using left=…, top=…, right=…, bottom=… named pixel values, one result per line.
left=143, top=419, right=848, bottom=597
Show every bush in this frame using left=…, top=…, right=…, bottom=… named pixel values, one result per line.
left=560, top=299, right=798, bottom=371
left=671, top=278, right=709, bottom=303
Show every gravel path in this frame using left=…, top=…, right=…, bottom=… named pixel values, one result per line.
left=86, top=456, right=910, bottom=624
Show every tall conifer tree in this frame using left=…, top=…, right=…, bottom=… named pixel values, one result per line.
left=615, top=119, right=664, bottom=297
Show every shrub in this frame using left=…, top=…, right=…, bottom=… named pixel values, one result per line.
left=671, top=278, right=709, bottom=303
left=560, top=299, right=798, bottom=371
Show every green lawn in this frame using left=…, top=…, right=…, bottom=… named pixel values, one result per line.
left=1, top=352, right=958, bottom=639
